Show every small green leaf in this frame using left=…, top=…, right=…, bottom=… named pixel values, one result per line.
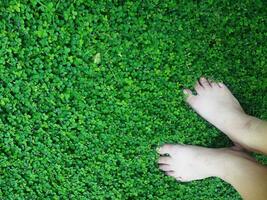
left=93, top=53, right=101, bottom=64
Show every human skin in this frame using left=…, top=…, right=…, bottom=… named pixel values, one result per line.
left=158, top=77, right=267, bottom=200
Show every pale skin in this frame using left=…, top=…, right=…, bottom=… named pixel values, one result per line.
left=157, top=77, right=267, bottom=200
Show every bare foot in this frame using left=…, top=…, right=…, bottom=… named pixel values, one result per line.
left=183, top=77, right=251, bottom=144
left=157, top=144, right=253, bottom=182
left=157, top=144, right=267, bottom=200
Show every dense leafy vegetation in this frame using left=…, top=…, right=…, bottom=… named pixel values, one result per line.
left=0, top=0, right=266, bottom=199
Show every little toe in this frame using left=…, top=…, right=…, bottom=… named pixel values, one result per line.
left=175, top=176, right=185, bottom=182
left=158, top=156, right=172, bottom=165
left=199, top=77, right=211, bottom=88
left=218, top=82, right=226, bottom=88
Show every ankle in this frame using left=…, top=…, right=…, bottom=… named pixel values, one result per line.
left=212, top=150, right=247, bottom=181
left=204, top=149, right=236, bottom=178
left=224, top=113, right=253, bottom=140
left=239, top=115, right=267, bottom=154
left=242, top=114, right=258, bottom=131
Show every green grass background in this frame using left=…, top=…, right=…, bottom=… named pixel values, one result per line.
left=0, top=0, right=266, bottom=199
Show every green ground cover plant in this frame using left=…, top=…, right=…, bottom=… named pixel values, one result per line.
left=0, top=0, right=266, bottom=199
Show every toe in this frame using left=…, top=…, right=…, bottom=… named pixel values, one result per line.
left=165, top=171, right=176, bottom=177
left=183, top=89, right=195, bottom=105
left=199, top=77, right=211, bottom=88
left=157, top=144, right=177, bottom=156
left=158, top=164, right=173, bottom=171
left=194, top=81, right=203, bottom=94
left=209, top=79, right=219, bottom=88
left=218, top=82, right=226, bottom=88
left=211, top=82, right=219, bottom=88
left=183, top=88, right=193, bottom=96
left=175, top=176, right=185, bottom=182
left=158, top=156, right=172, bottom=164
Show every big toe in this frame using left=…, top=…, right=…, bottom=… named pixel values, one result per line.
left=157, top=144, right=184, bottom=156
left=157, top=144, right=174, bottom=155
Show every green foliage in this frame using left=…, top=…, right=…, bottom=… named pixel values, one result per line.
left=0, top=0, right=266, bottom=199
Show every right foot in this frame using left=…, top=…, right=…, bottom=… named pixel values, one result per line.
left=183, top=77, right=252, bottom=144
left=158, top=144, right=267, bottom=200
left=157, top=144, right=254, bottom=182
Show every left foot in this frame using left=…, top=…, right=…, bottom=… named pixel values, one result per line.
left=157, top=144, right=253, bottom=182
left=183, top=77, right=252, bottom=145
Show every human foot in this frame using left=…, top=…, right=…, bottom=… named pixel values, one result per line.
left=157, top=144, right=254, bottom=182
left=183, top=77, right=251, bottom=144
